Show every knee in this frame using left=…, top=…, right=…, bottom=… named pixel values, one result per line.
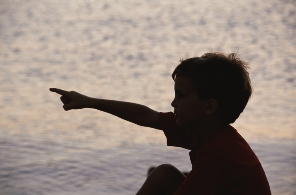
left=148, top=164, right=177, bottom=175
left=137, top=164, right=184, bottom=195
left=148, top=165, right=189, bottom=177
left=156, top=164, right=178, bottom=173
left=149, top=164, right=184, bottom=194
left=152, top=164, right=184, bottom=180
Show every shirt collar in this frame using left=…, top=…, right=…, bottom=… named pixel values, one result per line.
left=188, top=125, right=232, bottom=165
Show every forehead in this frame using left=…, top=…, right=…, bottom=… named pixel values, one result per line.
left=174, top=76, right=196, bottom=93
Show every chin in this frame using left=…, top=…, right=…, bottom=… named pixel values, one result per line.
left=176, top=118, right=199, bottom=127
left=176, top=119, right=186, bottom=126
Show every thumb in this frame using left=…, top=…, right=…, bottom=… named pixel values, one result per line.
left=63, top=102, right=74, bottom=111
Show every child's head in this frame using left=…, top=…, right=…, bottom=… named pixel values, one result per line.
left=172, top=52, right=252, bottom=125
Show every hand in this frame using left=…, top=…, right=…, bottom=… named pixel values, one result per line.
left=49, top=88, right=91, bottom=111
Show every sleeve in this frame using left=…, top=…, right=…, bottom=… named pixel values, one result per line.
left=159, top=112, right=191, bottom=150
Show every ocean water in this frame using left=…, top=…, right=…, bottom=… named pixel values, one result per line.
left=0, top=0, right=295, bottom=194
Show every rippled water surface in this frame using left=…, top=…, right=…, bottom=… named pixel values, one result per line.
left=0, top=0, right=295, bottom=194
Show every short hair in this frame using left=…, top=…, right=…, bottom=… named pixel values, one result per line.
left=172, top=52, right=252, bottom=124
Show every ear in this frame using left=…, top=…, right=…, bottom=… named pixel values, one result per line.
left=204, top=99, right=219, bottom=116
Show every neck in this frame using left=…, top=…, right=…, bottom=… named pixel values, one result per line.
left=190, top=118, right=225, bottom=147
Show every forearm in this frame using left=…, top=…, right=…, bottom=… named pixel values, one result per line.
left=86, top=98, right=160, bottom=128
left=50, top=88, right=160, bottom=129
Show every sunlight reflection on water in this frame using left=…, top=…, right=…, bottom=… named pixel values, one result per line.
left=0, top=0, right=295, bottom=194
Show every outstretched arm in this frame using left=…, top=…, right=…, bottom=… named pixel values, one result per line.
left=49, top=88, right=161, bottom=129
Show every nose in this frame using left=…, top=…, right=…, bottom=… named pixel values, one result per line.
left=171, top=97, right=177, bottom=108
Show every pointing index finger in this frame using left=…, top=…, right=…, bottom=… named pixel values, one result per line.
left=49, top=88, right=69, bottom=95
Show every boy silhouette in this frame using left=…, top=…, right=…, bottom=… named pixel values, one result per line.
left=50, top=52, right=271, bottom=195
